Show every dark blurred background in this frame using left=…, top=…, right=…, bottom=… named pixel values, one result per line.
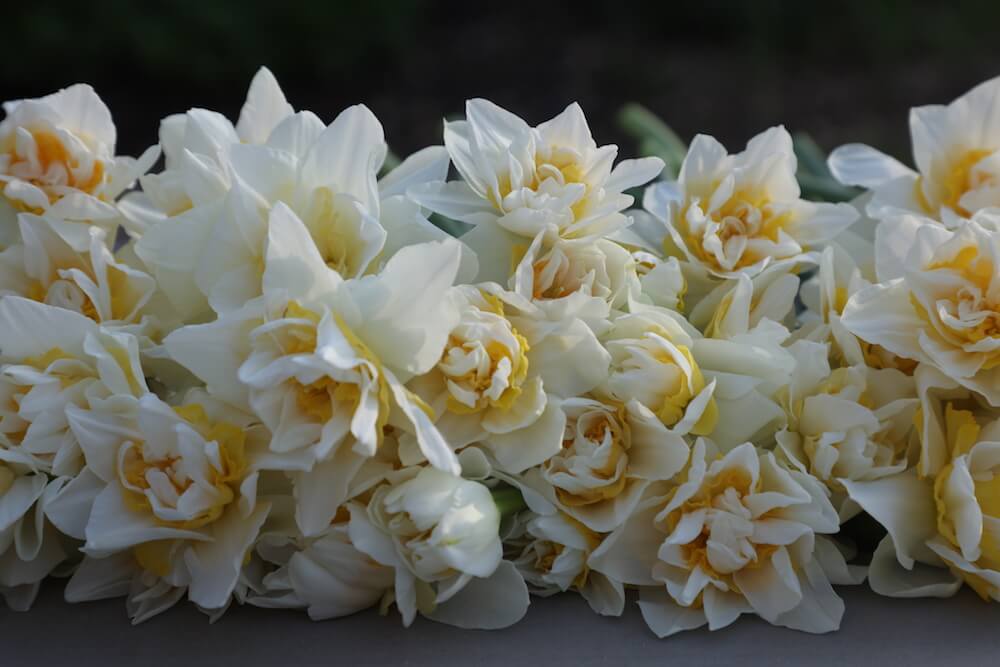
left=5, top=1, right=1000, bottom=162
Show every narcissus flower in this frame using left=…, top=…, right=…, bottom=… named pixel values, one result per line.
left=0, top=297, right=147, bottom=477
left=590, top=440, right=854, bottom=637
left=0, top=215, right=156, bottom=332
left=165, top=206, right=465, bottom=534
left=510, top=511, right=624, bottom=616
left=347, top=466, right=529, bottom=628
left=135, top=95, right=460, bottom=321
left=410, top=99, right=662, bottom=281
left=600, top=308, right=718, bottom=436
left=645, top=127, right=857, bottom=279
left=0, top=463, right=65, bottom=611
left=776, top=340, right=918, bottom=519
left=830, top=76, right=1000, bottom=225
left=842, top=215, right=1000, bottom=405
left=49, top=392, right=271, bottom=617
left=541, top=396, right=689, bottom=532
left=404, top=284, right=567, bottom=475
left=841, top=403, right=1000, bottom=600
left=0, top=84, right=158, bottom=238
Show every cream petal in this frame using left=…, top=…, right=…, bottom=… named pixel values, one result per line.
left=588, top=499, right=662, bottom=586
left=636, top=586, right=708, bottom=638
left=83, top=485, right=208, bottom=555
left=44, top=468, right=103, bottom=540
left=482, top=375, right=547, bottom=435
left=841, top=472, right=939, bottom=569
left=424, top=560, right=529, bottom=630
left=287, top=532, right=392, bottom=620
left=772, top=559, right=844, bottom=634
left=527, top=318, right=610, bottom=397
left=263, top=201, right=342, bottom=300
left=868, top=535, right=961, bottom=598
left=63, top=553, right=136, bottom=603
left=0, top=296, right=97, bottom=359
left=236, top=67, right=294, bottom=145
left=347, top=239, right=461, bottom=376
left=386, top=373, right=460, bottom=476
left=841, top=279, right=925, bottom=362
left=294, top=448, right=369, bottom=537
left=733, top=547, right=801, bottom=622
left=186, top=503, right=270, bottom=610
left=485, top=394, right=564, bottom=474
left=580, top=572, right=625, bottom=617
left=626, top=400, right=690, bottom=480
left=828, top=143, right=914, bottom=189
left=299, top=104, right=384, bottom=213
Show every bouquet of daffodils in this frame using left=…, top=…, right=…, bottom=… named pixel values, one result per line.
left=1, top=68, right=999, bottom=636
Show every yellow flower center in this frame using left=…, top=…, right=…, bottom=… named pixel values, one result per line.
left=2, top=128, right=106, bottom=206
left=662, top=465, right=775, bottom=582
left=927, top=149, right=996, bottom=217
left=659, top=344, right=718, bottom=435
left=281, top=301, right=392, bottom=438
left=552, top=401, right=630, bottom=507
left=120, top=403, right=247, bottom=530
left=932, top=403, right=1000, bottom=598
left=442, top=293, right=529, bottom=414
left=915, top=245, right=1000, bottom=368
left=678, top=189, right=794, bottom=272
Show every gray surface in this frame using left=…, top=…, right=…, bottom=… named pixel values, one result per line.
left=5, top=582, right=999, bottom=666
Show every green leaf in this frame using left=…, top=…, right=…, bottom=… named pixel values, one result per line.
left=618, top=103, right=687, bottom=178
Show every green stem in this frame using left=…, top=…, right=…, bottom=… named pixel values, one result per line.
left=491, top=486, right=527, bottom=518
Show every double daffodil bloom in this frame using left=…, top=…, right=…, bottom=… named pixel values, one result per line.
left=843, top=215, right=1000, bottom=406
left=0, top=84, right=158, bottom=243
left=48, top=391, right=271, bottom=619
left=590, top=439, right=857, bottom=637
left=830, top=76, right=1000, bottom=225
left=165, top=204, right=465, bottom=535
left=645, top=126, right=857, bottom=280
left=410, top=99, right=662, bottom=283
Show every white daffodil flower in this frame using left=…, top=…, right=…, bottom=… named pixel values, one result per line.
left=122, top=67, right=296, bottom=232
left=0, top=465, right=66, bottom=611
left=347, top=466, right=529, bottom=629
left=135, top=92, right=463, bottom=321
left=0, top=84, right=159, bottom=246
left=590, top=439, right=856, bottom=637
left=410, top=99, right=663, bottom=281
left=842, top=215, right=1000, bottom=405
left=841, top=403, right=1000, bottom=601
left=508, top=228, right=639, bottom=325
left=0, top=297, right=147, bottom=477
left=796, top=240, right=918, bottom=374
left=510, top=511, right=624, bottom=616
left=48, top=391, right=271, bottom=618
left=644, top=126, right=857, bottom=280
left=540, top=396, right=690, bottom=533
left=627, top=289, right=794, bottom=450
left=165, top=205, right=465, bottom=534
left=776, top=340, right=918, bottom=519
left=403, top=284, right=567, bottom=475
left=0, top=214, right=156, bottom=334
left=600, top=308, right=718, bottom=436
left=925, top=409, right=1000, bottom=600
left=829, top=76, right=1000, bottom=225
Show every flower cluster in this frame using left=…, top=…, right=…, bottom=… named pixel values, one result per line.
left=2, top=69, right=999, bottom=637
